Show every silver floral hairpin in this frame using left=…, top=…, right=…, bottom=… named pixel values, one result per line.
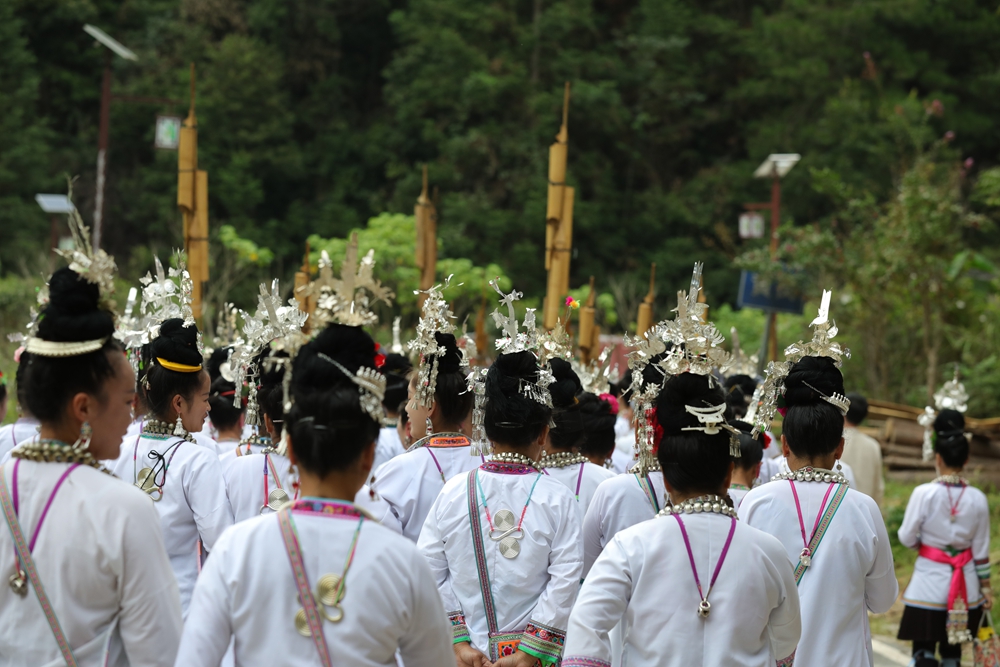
left=681, top=403, right=741, bottom=457
left=315, top=352, right=387, bottom=423
left=300, top=234, right=395, bottom=328
left=751, top=289, right=851, bottom=437
left=919, top=366, right=970, bottom=461
left=409, top=275, right=460, bottom=409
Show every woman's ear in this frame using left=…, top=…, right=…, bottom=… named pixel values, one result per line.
left=536, top=424, right=550, bottom=447
left=171, top=392, right=184, bottom=418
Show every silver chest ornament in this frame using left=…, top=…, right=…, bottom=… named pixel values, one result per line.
left=489, top=509, right=524, bottom=559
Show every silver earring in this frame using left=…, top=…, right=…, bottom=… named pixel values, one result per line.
left=836, top=460, right=843, bottom=472
left=73, top=421, right=92, bottom=453
left=174, top=415, right=185, bottom=436
left=425, top=417, right=433, bottom=436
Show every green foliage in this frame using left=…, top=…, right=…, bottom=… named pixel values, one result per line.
left=308, top=213, right=511, bottom=331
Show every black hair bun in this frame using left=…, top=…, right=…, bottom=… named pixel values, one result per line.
left=724, top=374, right=757, bottom=402
left=783, top=356, right=845, bottom=408
left=207, top=347, right=233, bottom=382
left=36, top=267, right=115, bottom=342
left=432, top=332, right=463, bottom=375
left=548, top=358, right=582, bottom=409
left=382, top=353, right=412, bottom=377
left=934, top=409, right=966, bottom=438
left=293, top=323, right=376, bottom=392
left=150, top=318, right=203, bottom=367
left=655, top=373, right=727, bottom=436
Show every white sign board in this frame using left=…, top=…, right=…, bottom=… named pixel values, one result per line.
left=739, top=212, right=765, bottom=239
left=155, top=115, right=182, bottom=150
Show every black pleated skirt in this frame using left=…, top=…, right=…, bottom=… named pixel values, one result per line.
left=897, top=604, right=984, bottom=643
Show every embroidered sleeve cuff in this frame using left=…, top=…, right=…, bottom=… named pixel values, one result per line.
left=976, top=560, right=991, bottom=579
left=562, top=658, right=611, bottom=667
left=448, top=611, right=470, bottom=644
left=776, top=649, right=795, bottom=667
left=520, top=621, right=566, bottom=665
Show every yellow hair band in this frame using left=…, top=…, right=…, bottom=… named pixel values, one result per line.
left=156, top=357, right=203, bottom=373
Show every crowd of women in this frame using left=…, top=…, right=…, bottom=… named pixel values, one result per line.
left=0, top=221, right=992, bottom=667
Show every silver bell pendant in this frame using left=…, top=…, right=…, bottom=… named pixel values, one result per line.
left=799, top=547, right=812, bottom=567
left=697, top=600, right=711, bottom=618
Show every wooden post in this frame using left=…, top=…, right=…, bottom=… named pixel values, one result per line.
left=544, top=82, right=573, bottom=329
left=178, top=63, right=207, bottom=321
left=636, top=263, right=656, bottom=337
left=415, top=165, right=437, bottom=308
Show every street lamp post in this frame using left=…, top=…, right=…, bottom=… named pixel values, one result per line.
left=745, top=153, right=800, bottom=363
left=83, top=24, right=137, bottom=250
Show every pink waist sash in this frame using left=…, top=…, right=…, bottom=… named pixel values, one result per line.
left=919, top=544, right=973, bottom=607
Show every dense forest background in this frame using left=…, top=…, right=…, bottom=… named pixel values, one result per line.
left=5, top=0, right=1000, bottom=411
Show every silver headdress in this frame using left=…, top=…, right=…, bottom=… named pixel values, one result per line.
left=391, top=317, right=404, bottom=354
left=537, top=317, right=573, bottom=366
left=727, top=327, right=759, bottom=378
left=409, top=276, right=459, bottom=409
left=229, top=280, right=309, bottom=447
left=24, top=186, right=119, bottom=358
left=623, top=263, right=740, bottom=467
left=468, top=280, right=554, bottom=455
left=302, top=234, right=395, bottom=328
left=575, top=347, right=617, bottom=396
left=918, top=366, right=971, bottom=461
left=750, top=289, right=851, bottom=437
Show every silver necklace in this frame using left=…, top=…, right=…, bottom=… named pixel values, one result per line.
left=142, top=419, right=196, bottom=443
left=657, top=494, right=738, bottom=519
left=933, top=474, right=966, bottom=486
left=540, top=451, right=587, bottom=468
left=490, top=451, right=541, bottom=472
left=772, top=466, right=847, bottom=485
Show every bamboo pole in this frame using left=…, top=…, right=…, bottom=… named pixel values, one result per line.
left=636, top=263, right=656, bottom=336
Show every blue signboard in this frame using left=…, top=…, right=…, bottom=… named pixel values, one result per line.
left=737, top=270, right=805, bottom=314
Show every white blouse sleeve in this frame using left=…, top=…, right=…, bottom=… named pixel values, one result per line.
left=766, top=541, right=801, bottom=665
left=864, top=497, right=899, bottom=614
left=186, top=452, right=235, bottom=551
left=897, top=485, right=925, bottom=549
left=562, top=536, right=632, bottom=667
left=173, top=530, right=234, bottom=666
left=118, top=496, right=185, bottom=667
left=519, top=494, right=583, bottom=665
left=973, top=492, right=992, bottom=580
left=582, top=484, right=609, bottom=578
left=416, top=494, right=468, bottom=643
left=397, top=547, right=457, bottom=667
left=371, top=457, right=416, bottom=537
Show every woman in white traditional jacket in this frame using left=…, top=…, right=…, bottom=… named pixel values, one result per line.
left=176, top=323, right=453, bottom=667
left=897, top=408, right=992, bottom=667
left=209, top=376, right=246, bottom=460
left=582, top=361, right=667, bottom=576
left=564, top=373, right=800, bottom=667
left=110, top=318, right=234, bottom=614
left=224, top=352, right=299, bottom=522
left=727, top=420, right=763, bottom=511
left=741, top=355, right=898, bottom=667
left=577, top=393, right=618, bottom=470
left=1, top=266, right=183, bottom=666
left=540, top=360, right=615, bottom=519
left=372, top=331, right=480, bottom=541
left=419, top=349, right=583, bottom=667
